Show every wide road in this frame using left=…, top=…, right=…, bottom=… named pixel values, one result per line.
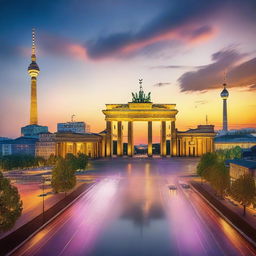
left=12, top=158, right=256, bottom=256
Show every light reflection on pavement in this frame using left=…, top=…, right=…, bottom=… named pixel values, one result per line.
left=13, top=158, right=256, bottom=256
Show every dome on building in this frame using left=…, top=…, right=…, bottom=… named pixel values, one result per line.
left=220, top=83, right=229, bottom=98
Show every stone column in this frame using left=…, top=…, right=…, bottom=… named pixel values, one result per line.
left=84, top=142, right=87, bottom=155
left=55, top=143, right=59, bottom=156
left=195, top=139, right=199, bottom=156
left=202, top=138, right=206, bottom=154
left=63, top=142, right=67, bottom=158
left=211, top=138, right=214, bottom=152
left=106, top=121, right=112, bottom=157
left=73, top=142, right=77, bottom=155
left=128, top=121, right=134, bottom=157
left=160, top=121, right=167, bottom=157
left=117, top=121, right=123, bottom=156
left=179, top=138, right=183, bottom=156
left=171, top=121, right=177, bottom=156
left=148, top=121, right=153, bottom=157
left=101, top=136, right=106, bottom=157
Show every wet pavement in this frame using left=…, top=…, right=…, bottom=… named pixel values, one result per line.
left=13, top=158, right=256, bottom=256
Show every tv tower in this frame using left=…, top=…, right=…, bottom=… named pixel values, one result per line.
left=220, top=73, right=229, bottom=132
left=28, top=28, right=40, bottom=125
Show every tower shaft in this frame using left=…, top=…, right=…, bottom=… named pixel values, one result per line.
left=223, top=99, right=228, bottom=131
left=30, top=77, right=38, bottom=124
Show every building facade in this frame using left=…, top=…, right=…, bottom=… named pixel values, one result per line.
left=229, top=159, right=256, bottom=184
left=57, top=122, right=90, bottom=133
left=36, top=132, right=102, bottom=159
left=214, top=134, right=256, bottom=150
left=176, top=125, right=215, bottom=157
left=0, top=137, right=38, bottom=156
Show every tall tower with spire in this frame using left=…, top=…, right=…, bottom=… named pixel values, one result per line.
left=28, top=28, right=40, bottom=125
left=21, top=29, right=48, bottom=137
left=220, top=82, right=229, bottom=132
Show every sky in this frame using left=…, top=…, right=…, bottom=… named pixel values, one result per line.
left=0, top=0, right=255, bottom=144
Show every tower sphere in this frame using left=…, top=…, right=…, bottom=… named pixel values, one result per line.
left=28, top=61, right=40, bottom=77
left=220, top=83, right=229, bottom=99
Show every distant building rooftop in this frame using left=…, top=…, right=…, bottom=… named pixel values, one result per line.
left=214, top=134, right=256, bottom=143
left=21, top=124, right=48, bottom=138
left=179, top=125, right=215, bottom=134
left=228, top=159, right=256, bottom=169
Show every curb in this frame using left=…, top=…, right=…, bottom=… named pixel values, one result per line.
left=190, top=182, right=256, bottom=248
left=6, top=183, right=96, bottom=256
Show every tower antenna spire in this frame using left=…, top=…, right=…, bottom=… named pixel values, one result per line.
left=31, top=28, right=36, bottom=61
left=206, top=115, right=208, bottom=125
left=223, top=69, right=227, bottom=87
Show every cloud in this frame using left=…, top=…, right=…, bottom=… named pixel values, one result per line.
left=86, top=24, right=217, bottom=59
left=153, top=82, right=171, bottom=87
left=195, top=100, right=208, bottom=105
left=11, top=0, right=254, bottom=62
left=81, top=0, right=222, bottom=59
left=248, top=84, right=256, bottom=91
left=151, top=65, right=205, bottom=70
left=178, top=48, right=256, bottom=92
left=39, top=33, right=87, bottom=60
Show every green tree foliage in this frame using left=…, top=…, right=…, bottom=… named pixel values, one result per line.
left=0, top=172, right=23, bottom=231
left=229, top=174, right=256, bottom=216
left=197, top=152, right=230, bottom=197
left=65, top=153, right=88, bottom=171
left=76, top=153, right=88, bottom=170
left=51, top=158, right=76, bottom=194
left=51, top=153, right=88, bottom=194
left=47, top=154, right=61, bottom=166
left=0, top=155, right=46, bottom=171
left=216, top=146, right=242, bottom=162
left=208, top=162, right=230, bottom=198
left=197, top=152, right=218, bottom=181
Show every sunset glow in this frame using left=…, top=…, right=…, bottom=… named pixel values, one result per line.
left=0, top=0, right=255, bottom=142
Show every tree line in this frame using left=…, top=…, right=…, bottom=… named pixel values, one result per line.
left=0, top=155, right=46, bottom=171
left=197, top=146, right=256, bottom=216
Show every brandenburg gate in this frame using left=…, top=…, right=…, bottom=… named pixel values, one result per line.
left=102, top=80, right=178, bottom=157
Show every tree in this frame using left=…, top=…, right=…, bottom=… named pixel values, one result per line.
left=51, top=153, right=88, bottom=195
left=47, top=154, right=60, bottom=166
left=65, top=153, right=79, bottom=171
left=0, top=172, right=23, bottom=231
left=229, top=173, right=256, bottom=216
left=197, top=152, right=218, bottom=182
left=216, top=146, right=242, bottom=162
left=76, top=153, right=88, bottom=170
left=51, top=158, right=76, bottom=195
left=208, top=162, right=229, bottom=198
